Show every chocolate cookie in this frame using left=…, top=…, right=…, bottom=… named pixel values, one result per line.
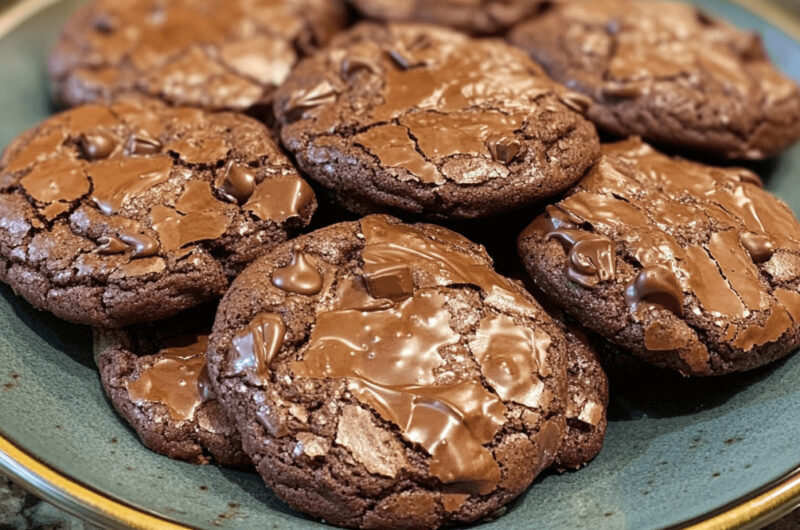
left=274, top=23, right=600, bottom=220
left=348, top=0, right=547, bottom=35
left=518, top=137, right=800, bottom=376
left=207, top=215, right=593, bottom=528
left=0, top=99, right=316, bottom=328
left=508, top=0, right=800, bottom=160
left=49, top=0, right=347, bottom=114
left=95, top=304, right=249, bottom=466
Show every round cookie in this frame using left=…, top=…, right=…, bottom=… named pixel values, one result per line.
left=518, top=137, right=800, bottom=376
left=95, top=304, right=249, bottom=467
left=508, top=0, right=800, bottom=160
left=348, top=0, right=547, bottom=35
left=274, top=23, right=600, bottom=220
left=49, top=0, right=347, bottom=114
left=0, top=99, right=316, bottom=328
left=208, top=215, right=578, bottom=528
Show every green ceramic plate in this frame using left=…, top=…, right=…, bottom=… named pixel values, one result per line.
left=2, top=0, right=800, bottom=528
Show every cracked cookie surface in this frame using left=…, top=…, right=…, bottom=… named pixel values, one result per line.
left=274, top=23, right=600, bottom=220
left=95, top=303, right=249, bottom=466
left=207, top=215, right=592, bottom=528
left=518, top=137, right=800, bottom=376
left=348, top=0, right=547, bottom=35
left=556, top=324, right=608, bottom=470
left=508, top=0, right=800, bottom=160
left=49, top=0, right=347, bottom=114
left=0, top=99, right=316, bottom=328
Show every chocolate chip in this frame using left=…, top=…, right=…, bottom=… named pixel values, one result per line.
left=283, top=81, right=337, bottom=122
left=79, top=132, right=117, bottom=160
left=119, top=231, right=159, bottom=259
left=96, top=235, right=128, bottom=255
left=624, top=265, right=684, bottom=317
left=125, top=131, right=162, bottom=155
left=363, top=264, right=414, bottom=300
left=216, top=161, right=256, bottom=204
left=740, top=231, right=774, bottom=263
left=486, top=133, right=522, bottom=164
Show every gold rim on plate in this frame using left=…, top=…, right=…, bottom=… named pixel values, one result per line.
left=1, top=0, right=800, bottom=528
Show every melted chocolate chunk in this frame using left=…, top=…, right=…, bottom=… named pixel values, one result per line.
left=78, top=131, right=117, bottom=160
left=271, top=244, right=323, bottom=295
left=546, top=227, right=616, bottom=288
left=217, top=161, right=256, bottom=204
left=244, top=174, right=315, bottom=223
left=486, top=133, right=522, bottom=164
left=127, top=334, right=210, bottom=421
left=363, top=264, right=414, bottom=300
left=125, top=130, right=162, bottom=155
left=96, top=235, right=128, bottom=255
left=119, top=231, right=159, bottom=259
left=740, top=231, right=775, bottom=263
left=624, top=265, right=685, bottom=317
left=229, top=313, right=285, bottom=385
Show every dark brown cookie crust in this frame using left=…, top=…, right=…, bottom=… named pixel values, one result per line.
left=49, top=0, right=347, bottom=113
left=518, top=138, right=800, bottom=376
left=274, top=23, right=600, bottom=220
left=0, top=99, right=316, bottom=328
left=208, top=216, right=580, bottom=528
left=556, top=325, right=609, bottom=470
left=508, top=0, right=800, bottom=160
left=94, top=305, right=249, bottom=467
left=348, top=0, right=547, bottom=35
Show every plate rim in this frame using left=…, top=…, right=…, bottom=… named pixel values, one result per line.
left=1, top=0, right=800, bottom=528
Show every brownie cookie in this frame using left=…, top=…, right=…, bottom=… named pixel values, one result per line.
left=95, top=304, right=249, bottom=466
left=0, top=99, right=316, bottom=328
left=556, top=325, right=608, bottom=470
left=508, top=0, right=800, bottom=160
left=518, top=137, right=800, bottom=376
left=348, top=0, right=547, bottom=35
left=207, top=215, right=590, bottom=528
left=274, top=23, right=600, bottom=220
left=49, top=0, right=347, bottom=113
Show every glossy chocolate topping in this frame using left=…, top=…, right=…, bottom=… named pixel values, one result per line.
left=0, top=100, right=314, bottom=283
left=127, top=333, right=211, bottom=421
left=522, top=138, right=800, bottom=371
left=283, top=216, right=559, bottom=493
left=272, top=244, right=323, bottom=295
left=546, top=227, right=616, bottom=288
left=229, top=313, right=286, bottom=385
left=624, top=265, right=685, bottom=317
left=50, top=0, right=346, bottom=111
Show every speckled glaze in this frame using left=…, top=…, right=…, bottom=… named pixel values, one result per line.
left=1, top=0, right=800, bottom=528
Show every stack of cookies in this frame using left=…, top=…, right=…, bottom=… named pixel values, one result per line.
left=1, top=0, right=799, bottom=527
